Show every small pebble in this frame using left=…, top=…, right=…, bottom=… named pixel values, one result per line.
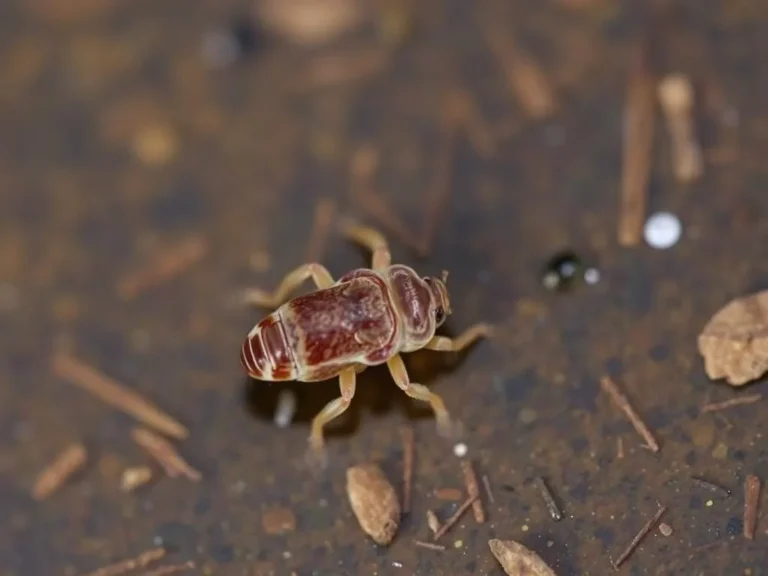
left=453, top=540, right=463, bottom=549
left=659, top=522, right=673, bottom=537
left=706, top=499, right=714, bottom=507
left=643, top=212, right=682, bottom=249
left=453, top=442, right=468, bottom=457
left=584, top=267, right=600, bottom=285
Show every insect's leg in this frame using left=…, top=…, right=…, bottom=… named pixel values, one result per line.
left=339, top=222, right=391, bottom=270
left=306, top=368, right=356, bottom=469
left=387, top=354, right=458, bottom=439
left=424, top=323, right=494, bottom=352
left=241, top=263, right=334, bottom=309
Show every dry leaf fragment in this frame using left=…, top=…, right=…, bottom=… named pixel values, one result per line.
left=346, top=463, right=400, bottom=545
left=698, top=291, right=768, bottom=386
left=488, top=539, right=557, bottom=576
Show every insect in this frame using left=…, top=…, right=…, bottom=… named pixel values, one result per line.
left=240, top=222, right=493, bottom=467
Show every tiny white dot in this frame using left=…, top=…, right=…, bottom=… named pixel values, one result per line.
left=584, top=268, right=600, bottom=284
left=644, top=212, right=682, bottom=249
left=453, top=442, right=468, bottom=457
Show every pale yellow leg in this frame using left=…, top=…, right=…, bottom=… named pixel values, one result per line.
left=241, top=262, right=334, bottom=309
left=340, top=222, right=392, bottom=270
left=424, top=323, right=494, bottom=352
left=306, top=368, right=356, bottom=468
left=387, top=354, right=457, bottom=439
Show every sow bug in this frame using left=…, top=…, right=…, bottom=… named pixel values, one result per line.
left=240, top=222, right=493, bottom=467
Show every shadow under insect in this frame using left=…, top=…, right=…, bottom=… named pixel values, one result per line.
left=242, top=322, right=477, bottom=439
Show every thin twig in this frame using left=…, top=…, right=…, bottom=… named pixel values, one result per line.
left=400, top=426, right=414, bottom=514
left=691, top=476, right=732, bottom=497
left=32, top=443, right=87, bottom=500
left=117, top=236, right=208, bottom=300
left=80, top=548, right=166, bottom=576
left=600, top=376, right=659, bottom=452
left=432, top=494, right=478, bottom=541
left=618, top=32, right=656, bottom=247
left=414, top=540, right=446, bottom=551
left=52, top=353, right=188, bottom=440
left=482, top=474, right=495, bottom=504
left=535, top=476, right=563, bottom=521
left=460, top=459, right=485, bottom=523
left=141, top=562, right=195, bottom=576
left=305, top=197, right=336, bottom=262
left=419, top=91, right=463, bottom=256
left=613, top=505, right=668, bottom=569
left=744, top=474, right=761, bottom=540
left=700, top=394, right=762, bottom=413
left=131, top=427, right=201, bottom=481
left=426, top=510, right=442, bottom=535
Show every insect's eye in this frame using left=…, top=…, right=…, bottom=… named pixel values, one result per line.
left=435, top=307, right=445, bottom=323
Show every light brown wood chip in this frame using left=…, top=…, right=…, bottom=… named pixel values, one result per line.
left=346, top=463, right=400, bottom=545
left=698, top=290, right=768, bottom=386
left=489, top=539, right=558, bottom=576
left=32, top=443, right=87, bottom=500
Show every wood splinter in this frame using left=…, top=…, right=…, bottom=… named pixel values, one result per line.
left=80, top=547, right=166, bottom=576
left=600, top=376, right=659, bottom=452
left=131, top=427, right=201, bottom=481
left=460, top=459, right=485, bottom=523
left=618, top=35, right=655, bottom=247
left=32, top=443, right=87, bottom=500
left=658, top=74, right=703, bottom=183
left=744, top=474, right=761, bottom=540
left=613, top=505, right=668, bottom=568
left=432, top=494, right=478, bottom=541
left=52, top=353, right=188, bottom=440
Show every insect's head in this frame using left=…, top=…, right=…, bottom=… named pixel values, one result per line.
left=424, top=270, right=452, bottom=328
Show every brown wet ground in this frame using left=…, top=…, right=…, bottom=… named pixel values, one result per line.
left=1, top=0, right=767, bottom=574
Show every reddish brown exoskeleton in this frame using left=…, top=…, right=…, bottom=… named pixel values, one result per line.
left=240, top=223, right=493, bottom=467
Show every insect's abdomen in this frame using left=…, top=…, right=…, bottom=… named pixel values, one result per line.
left=241, top=312, right=296, bottom=381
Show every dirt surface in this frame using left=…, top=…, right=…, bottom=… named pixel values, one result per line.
left=1, top=0, right=767, bottom=574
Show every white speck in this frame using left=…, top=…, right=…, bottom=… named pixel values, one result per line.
left=201, top=30, right=240, bottom=69
left=274, top=390, right=297, bottom=428
left=453, top=442, right=468, bottom=457
left=392, top=562, right=403, bottom=568
left=283, top=551, right=292, bottom=559
left=584, top=268, right=600, bottom=284
left=644, top=212, right=682, bottom=249
left=153, top=536, right=164, bottom=546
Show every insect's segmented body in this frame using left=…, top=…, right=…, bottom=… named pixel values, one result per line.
left=238, top=223, right=490, bottom=468
left=241, top=265, right=444, bottom=383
